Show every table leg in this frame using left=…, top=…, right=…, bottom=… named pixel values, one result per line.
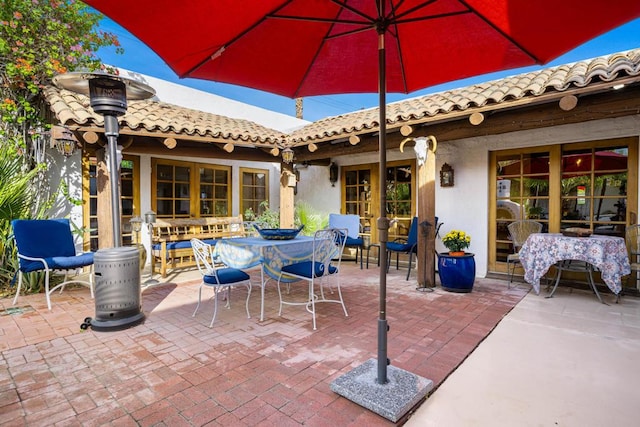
left=260, top=266, right=265, bottom=321
left=366, top=244, right=380, bottom=269
left=547, top=261, right=605, bottom=304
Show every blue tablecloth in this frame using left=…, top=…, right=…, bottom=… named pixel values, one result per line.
left=214, top=236, right=317, bottom=282
left=214, top=236, right=321, bottom=321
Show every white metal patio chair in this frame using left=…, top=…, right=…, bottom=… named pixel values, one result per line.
left=277, top=228, right=348, bottom=330
left=191, top=238, right=252, bottom=327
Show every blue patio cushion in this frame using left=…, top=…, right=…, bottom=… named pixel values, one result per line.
left=19, top=253, right=95, bottom=273
left=334, top=231, right=363, bottom=247
left=281, top=261, right=337, bottom=278
left=388, top=217, right=419, bottom=252
left=387, top=240, right=413, bottom=252
left=203, top=267, right=250, bottom=285
left=152, top=238, right=218, bottom=252
left=345, top=236, right=363, bottom=246
left=12, top=219, right=93, bottom=272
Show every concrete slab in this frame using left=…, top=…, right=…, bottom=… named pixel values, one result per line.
left=406, top=288, right=640, bottom=426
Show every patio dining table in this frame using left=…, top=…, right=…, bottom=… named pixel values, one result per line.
left=214, top=236, right=316, bottom=321
left=519, top=233, right=630, bottom=297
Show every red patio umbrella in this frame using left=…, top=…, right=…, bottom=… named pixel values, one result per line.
left=82, top=0, right=640, bottom=418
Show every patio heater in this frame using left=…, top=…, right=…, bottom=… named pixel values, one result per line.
left=53, top=72, right=155, bottom=246
left=53, top=72, right=155, bottom=331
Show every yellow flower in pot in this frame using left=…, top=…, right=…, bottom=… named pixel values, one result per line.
left=442, top=230, right=471, bottom=255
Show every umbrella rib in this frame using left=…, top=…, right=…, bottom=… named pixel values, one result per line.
left=181, top=0, right=301, bottom=77
left=386, top=0, right=439, bottom=22
left=330, top=0, right=377, bottom=23
left=270, top=14, right=370, bottom=26
left=457, top=0, right=542, bottom=63
left=289, top=5, right=358, bottom=98
left=271, top=0, right=376, bottom=26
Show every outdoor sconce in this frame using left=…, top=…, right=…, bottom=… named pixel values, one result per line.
left=282, top=147, right=294, bottom=163
left=129, top=216, right=142, bottom=244
left=329, top=162, right=339, bottom=186
left=440, top=163, right=454, bottom=187
left=50, top=125, right=80, bottom=157
left=53, top=72, right=155, bottom=247
left=144, top=210, right=157, bottom=225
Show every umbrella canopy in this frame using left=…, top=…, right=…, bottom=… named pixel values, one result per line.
left=84, top=0, right=640, bottom=386
left=88, top=0, right=638, bottom=98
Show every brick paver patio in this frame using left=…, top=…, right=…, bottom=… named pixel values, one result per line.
left=0, top=263, right=527, bottom=426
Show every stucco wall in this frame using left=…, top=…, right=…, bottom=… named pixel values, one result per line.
left=434, top=115, right=640, bottom=278
left=294, top=165, right=340, bottom=215
left=51, top=113, right=640, bottom=277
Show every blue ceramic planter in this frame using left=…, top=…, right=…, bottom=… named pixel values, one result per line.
left=437, top=252, right=476, bottom=293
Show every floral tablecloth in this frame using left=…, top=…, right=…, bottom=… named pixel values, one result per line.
left=519, top=233, right=630, bottom=295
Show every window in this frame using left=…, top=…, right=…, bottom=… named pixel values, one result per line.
left=386, top=162, right=414, bottom=241
left=199, top=166, right=230, bottom=216
left=495, top=150, right=551, bottom=263
left=560, top=146, right=628, bottom=234
left=84, top=154, right=140, bottom=251
left=152, top=159, right=230, bottom=219
left=342, top=161, right=415, bottom=242
left=240, top=168, right=269, bottom=218
left=489, top=138, right=637, bottom=290
left=344, top=168, right=371, bottom=217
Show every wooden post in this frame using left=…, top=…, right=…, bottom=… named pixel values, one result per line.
left=279, top=162, right=295, bottom=228
left=401, top=136, right=437, bottom=288
left=420, top=141, right=437, bottom=288
left=96, top=148, right=114, bottom=248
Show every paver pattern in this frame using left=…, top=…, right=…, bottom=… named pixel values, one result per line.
left=1, top=264, right=527, bottom=426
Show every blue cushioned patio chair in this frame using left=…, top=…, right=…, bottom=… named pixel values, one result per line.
left=12, top=218, right=94, bottom=310
left=277, top=228, right=348, bottom=330
left=387, top=216, right=419, bottom=280
left=328, top=213, right=364, bottom=268
left=191, top=238, right=252, bottom=327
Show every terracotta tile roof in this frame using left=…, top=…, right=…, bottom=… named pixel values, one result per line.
left=288, top=48, right=640, bottom=144
left=44, top=48, right=640, bottom=148
left=43, top=86, right=287, bottom=147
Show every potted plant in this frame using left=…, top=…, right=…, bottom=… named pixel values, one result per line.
left=442, top=230, right=471, bottom=255
left=437, top=230, right=475, bottom=292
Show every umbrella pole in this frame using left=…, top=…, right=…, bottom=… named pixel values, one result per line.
left=330, top=9, right=433, bottom=421
left=377, top=30, right=389, bottom=385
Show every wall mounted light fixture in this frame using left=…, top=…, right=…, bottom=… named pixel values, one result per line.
left=329, top=162, right=339, bottom=186
left=282, top=147, right=294, bottom=163
left=440, top=163, right=454, bottom=187
left=50, top=125, right=80, bottom=157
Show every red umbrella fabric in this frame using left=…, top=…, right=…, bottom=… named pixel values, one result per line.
left=83, top=0, right=640, bottom=387
left=86, top=1, right=639, bottom=98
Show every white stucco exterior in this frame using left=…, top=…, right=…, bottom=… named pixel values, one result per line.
left=432, top=115, right=640, bottom=277
left=46, top=71, right=640, bottom=279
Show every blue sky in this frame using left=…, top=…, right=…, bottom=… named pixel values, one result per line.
left=96, top=17, right=640, bottom=122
